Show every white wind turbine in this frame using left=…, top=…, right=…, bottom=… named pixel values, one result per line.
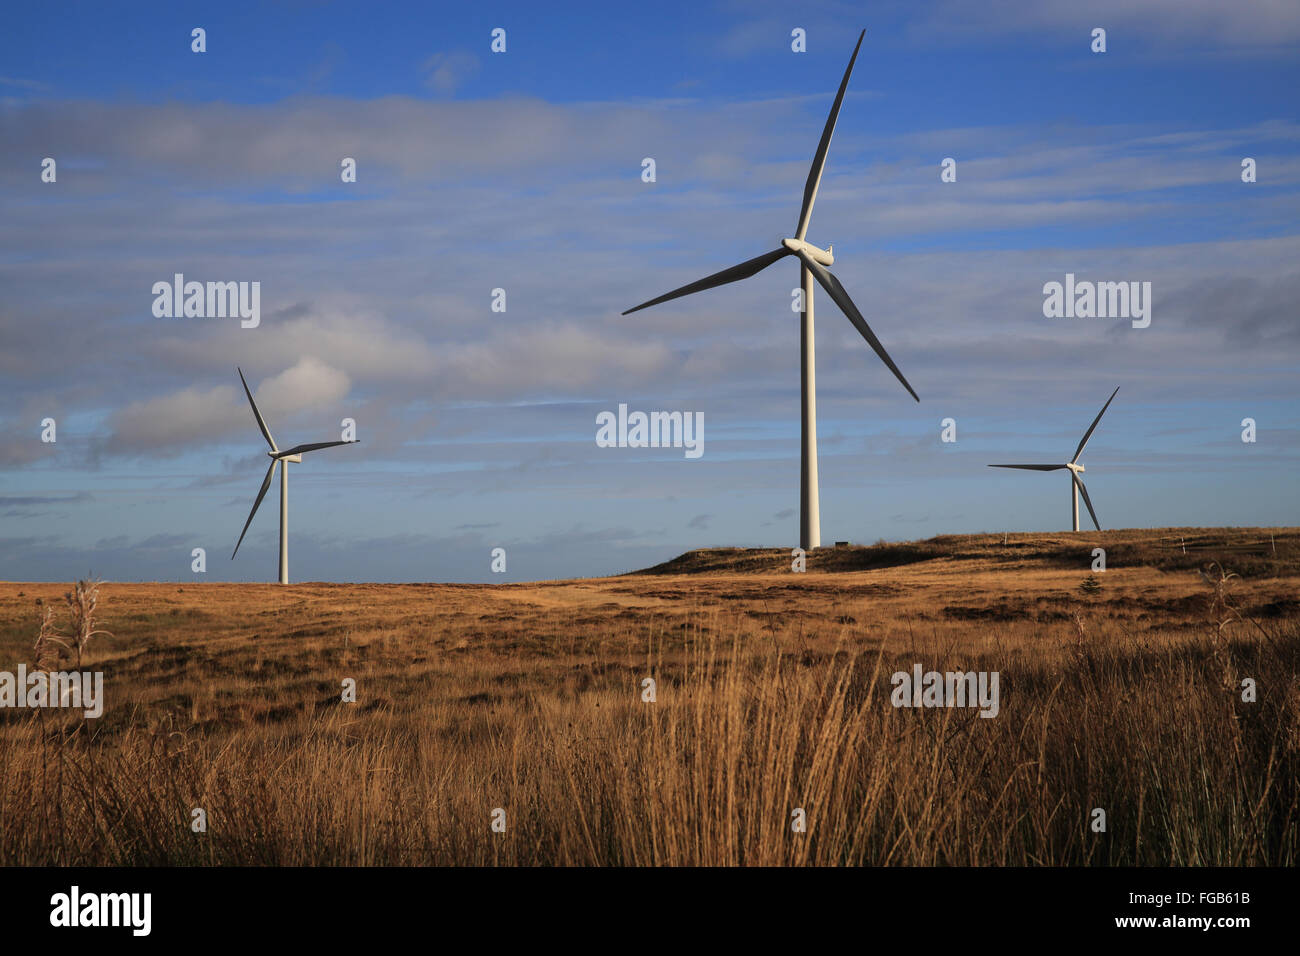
left=988, top=387, right=1120, bottom=532
left=622, top=29, right=918, bottom=551
left=231, top=367, right=357, bottom=583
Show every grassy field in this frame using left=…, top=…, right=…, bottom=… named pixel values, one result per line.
left=0, top=526, right=1296, bottom=866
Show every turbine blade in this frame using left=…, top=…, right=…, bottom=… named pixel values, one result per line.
left=231, top=460, right=277, bottom=559
left=794, top=249, right=919, bottom=402
left=794, top=28, right=866, bottom=240
left=1073, top=473, right=1101, bottom=531
left=622, top=248, right=789, bottom=315
left=238, top=367, right=277, bottom=452
left=988, top=464, right=1068, bottom=471
left=1071, top=386, right=1120, bottom=463
left=276, top=440, right=358, bottom=458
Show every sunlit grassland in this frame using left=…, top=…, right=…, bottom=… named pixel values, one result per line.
left=0, top=528, right=1296, bottom=865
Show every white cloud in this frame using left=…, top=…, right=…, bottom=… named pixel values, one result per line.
left=108, top=384, right=243, bottom=453
left=422, top=51, right=481, bottom=96
left=106, top=358, right=350, bottom=454
left=254, top=356, right=351, bottom=418
left=916, top=0, right=1300, bottom=47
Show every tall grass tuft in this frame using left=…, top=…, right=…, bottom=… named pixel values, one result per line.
left=62, top=578, right=110, bottom=669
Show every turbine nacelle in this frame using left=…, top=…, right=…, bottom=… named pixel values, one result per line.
left=272, top=453, right=303, bottom=463
left=781, top=237, right=834, bottom=266
left=1066, top=462, right=1085, bottom=474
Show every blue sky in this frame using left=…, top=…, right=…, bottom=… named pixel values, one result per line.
left=1, top=0, right=1298, bottom=582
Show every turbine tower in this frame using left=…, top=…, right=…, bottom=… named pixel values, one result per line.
left=231, top=367, right=357, bottom=583
left=989, top=387, right=1120, bottom=532
left=622, top=29, right=918, bottom=551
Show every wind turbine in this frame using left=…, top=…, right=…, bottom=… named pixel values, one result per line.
left=231, top=367, right=357, bottom=583
left=988, top=387, right=1120, bottom=532
left=622, top=29, right=918, bottom=551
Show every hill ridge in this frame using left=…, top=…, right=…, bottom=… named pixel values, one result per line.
left=631, top=526, right=1299, bottom=576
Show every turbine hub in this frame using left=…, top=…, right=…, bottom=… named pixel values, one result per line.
left=781, top=237, right=834, bottom=266
left=1067, top=462, right=1084, bottom=473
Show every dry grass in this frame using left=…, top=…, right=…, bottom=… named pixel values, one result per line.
left=0, top=529, right=1296, bottom=866
left=62, top=577, right=111, bottom=669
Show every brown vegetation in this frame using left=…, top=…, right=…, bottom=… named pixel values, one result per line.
left=0, top=528, right=1296, bottom=865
